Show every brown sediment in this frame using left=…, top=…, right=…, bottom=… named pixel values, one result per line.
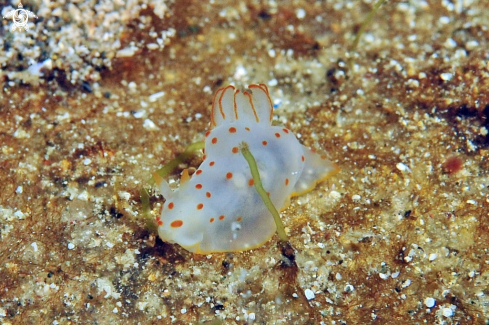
left=1, top=0, right=488, bottom=323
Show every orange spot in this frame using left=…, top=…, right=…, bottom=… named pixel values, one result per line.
left=211, top=137, right=218, bottom=144
left=248, top=179, right=254, bottom=186
left=229, top=127, right=237, bottom=133
left=285, top=178, right=289, bottom=186
left=320, top=155, right=326, bottom=160
left=232, top=147, right=239, bottom=154
left=203, top=154, right=207, bottom=160
left=168, top=202, right=174, bottom=209
left=197, top=203, right=204, bottom=210
left=301, top=155, right=305, bottom=162
left=205, top=131, right=210, bottom=137
left=195, top=184, right=203, bottom=189
left=275, top=133, right=281, bottom=138
left=262, top=140, right=268, bottom=146
left=206, top=192, right=211, bottom=198
left=237, top=217, right=242, bottom=222
left=219, top=215, right=225, bottom=220
left=209, top=161, right=215, bottom=166
left=226, top=172, right=233, bottom=179
left=157, top=220, right=163, bottom=226
left=156, top=216, right=160, bottom=221
left=171, top=220, right=183, bottom=228
left=196, top=170, right=203, bottom=175
left=245, top=127, right=250, bottom=131
left=267, top=192, right=270, bottom=196
left=210, top=218, right=215, bottom=223
left=283, top=128, right=289, bottom=133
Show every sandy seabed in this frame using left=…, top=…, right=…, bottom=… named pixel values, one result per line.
left=1, top=0, right=488, bottom=324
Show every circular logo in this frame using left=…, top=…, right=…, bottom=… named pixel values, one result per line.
left=3, top=2, right=38, bottom=32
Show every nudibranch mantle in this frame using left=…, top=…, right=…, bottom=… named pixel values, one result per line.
left=156, top=84, right=338, bottom=254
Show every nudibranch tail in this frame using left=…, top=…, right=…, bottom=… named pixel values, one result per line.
left=211, top=84, right=273, bottom=128
left=291, top=145, right=340, bottom=197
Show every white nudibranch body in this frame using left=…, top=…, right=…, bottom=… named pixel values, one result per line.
left=155, top=84, right=338, bottom=254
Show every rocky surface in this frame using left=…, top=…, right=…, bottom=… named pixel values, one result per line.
left=1, top=0, right=488, bottom=324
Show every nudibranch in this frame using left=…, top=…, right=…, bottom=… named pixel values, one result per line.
left=155, top=84, right=338, bottom=254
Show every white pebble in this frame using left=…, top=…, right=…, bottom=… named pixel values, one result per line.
left=352, top=194, right=361, bottom=201
left=429, top=253, right=437, bottom=261
left=31, top=242, right=38, bottom=252
left=268, top=78, right=278, bottom=86
left=440, top=72, right=453, bottom=81
left=444, top=38, right=457, bottom=49
left=406, top=79, right=419, bottom=88
left=148, top=91, right=165, bottom=102
left=116, top=46, right=138, bottom=58
left=133, top=110, right=145, bottom=118
left=14, top=210, right=25, bottom=219
left=465, top=40, right=479, bottom=50
left=83, top=158, right=92, bottom=165
left=304, top=289, right=315, bottom=300
left=143, top=119, right=159, bottom=130
left=146, top=43, right=159, bottom=50
left=401, top=279, right=411, bottom=288
left=439, top=16, right=450, bottom=24
left=329, top=190, right=341, bottom=199
left=296, top=8, right=306, bottom=19
left=480, top=127, right=488, bottom=136
left=234, top=65, right=247, bottom=79
left=16, top=186, right=23, bottom=194
left=379, top=273, right=389, bottom=280
left=424, top=297, right=436, bottom=308
left=396, top=162, right=410, bottom=172
left=442, top=307, right=453, bottom=317
left=67, top=243, right=75, bottom=250
left=128, top=81, right=137, bottom=90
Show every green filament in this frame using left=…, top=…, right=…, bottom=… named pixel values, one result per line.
left=349, top=0, right=388, bottom=53
left=239, top=141, right=288, bottom=242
